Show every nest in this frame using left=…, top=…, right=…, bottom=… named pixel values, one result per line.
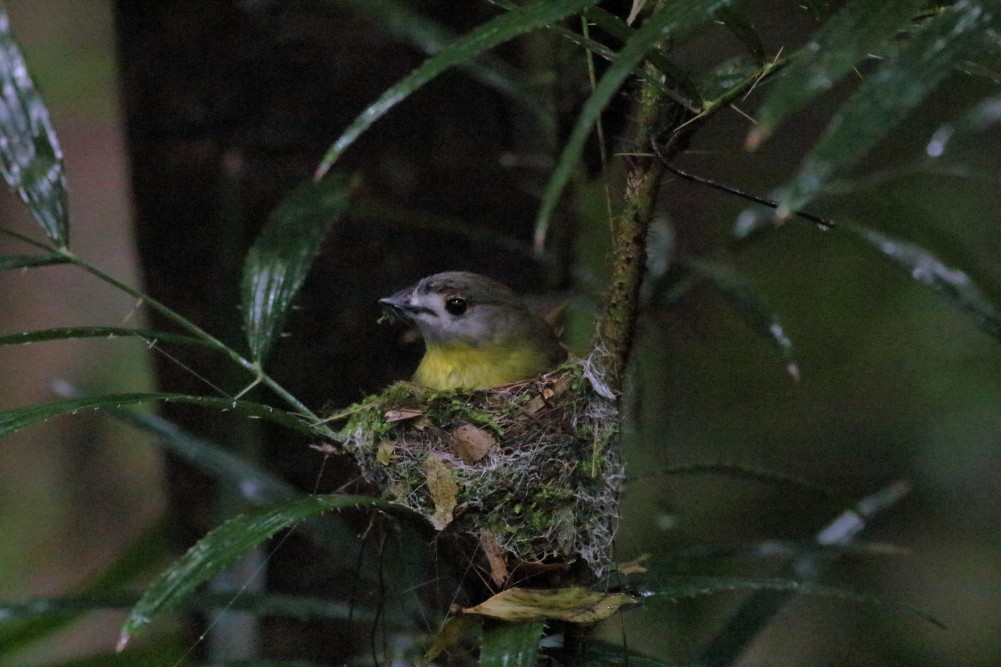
left=337, top=357, right=623, bottom=582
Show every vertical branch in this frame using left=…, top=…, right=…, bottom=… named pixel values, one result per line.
left=593, top=64, right=692, bottom=390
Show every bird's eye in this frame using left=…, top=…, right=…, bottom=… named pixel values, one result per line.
left=445, top=297, right=467, bottom=316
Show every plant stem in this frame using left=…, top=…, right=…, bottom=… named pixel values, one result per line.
left=592, top=62, right=670, bottom=389
left=62, top=250, right=333, bottom=432
left=0, top=224, right=337, bottom=440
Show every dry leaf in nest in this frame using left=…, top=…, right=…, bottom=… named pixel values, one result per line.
left=460, top=586, right=636, bottom=623
left=479, top=529, right=509, bottom=587
left=376, top=440, right=397, bottom=465
left=385, top=407, right=423, bottom=422
left=424, top=452, right=458, bottom=530
left=452, top=422, right=497, bottom=464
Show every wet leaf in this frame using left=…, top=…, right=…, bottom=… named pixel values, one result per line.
left=118, top=493, right=397, bottom=650
left=0, top=9, right=70, bottom=247
left=489, top=0, right=694, bottom=109
left=425, top=452, right=459, bottom=530
left=0, top=590, right=379, bottom=626
left=626, top=0, right=648, bottom=25
left=334, top=0, right=552, bottom=129
left=770, top=0, right=995, bottom=218
left=313, top=0, right=602, bottom=179
left=0, top=521, right=171, bottom=658
left=461, top=586, right=636, bottom=624
left=699, top=57, right=763, bottom=107
left=647, top=576, right=943, bottom=627
left=535, top=0, right=732, bottom=252
left=715, top=7, right=765, bottom=63
left=843, top=222, right=1001, bottom=340
left=696, top=480, right=913, bottom=665
left=0, top=393, right=316, bottom=441
left=664, top=538, right=908, bottom=569
left=748, top=0, right=924, bottom=149
left=627, top=461, right=847, bottom=508
left=241, top=176, right=355, bottom=364
left=925, top=95, right=1001, bottom=158
left=580, top=640, right=677, bottom=666
left=683, top=259, right=800, bottom=380
left=582, top=6, right=699, bottom=102
left=425, top=615, right=481, bottom=663
left=88, top=399, right=301, bottom=506
left=479, top=620, right=546, bottom=667
left=95, top=401, right=381, bottom=582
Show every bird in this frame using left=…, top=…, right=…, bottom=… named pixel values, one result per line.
left=379, top=271, right=566, bottom=390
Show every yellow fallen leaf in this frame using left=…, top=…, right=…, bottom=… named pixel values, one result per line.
left=460, top=586, right=635, bottom=624
left=424, top=616, right=480, bottom=662
left=617, top=553, right=650, bottom=576
left=424, top=452, right=458, bottom=530
left=376, top=440, right=396, bottom=465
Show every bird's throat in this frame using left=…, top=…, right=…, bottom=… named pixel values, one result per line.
left=413, top=342, right=548, bottom=390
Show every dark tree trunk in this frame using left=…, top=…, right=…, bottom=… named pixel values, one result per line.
left=113, top=1, right=566, bottom=661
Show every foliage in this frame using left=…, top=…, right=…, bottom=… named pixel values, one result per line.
left=1, top=1, right=999, bottom=665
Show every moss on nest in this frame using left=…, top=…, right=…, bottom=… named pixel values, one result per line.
left=337, top=357, right=622, bottom=581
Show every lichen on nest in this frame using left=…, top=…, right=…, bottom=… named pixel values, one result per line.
left=335, top=357, right=623, bottom=581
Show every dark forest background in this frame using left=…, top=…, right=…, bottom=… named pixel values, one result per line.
left=0, top=1, right=999, bottom=665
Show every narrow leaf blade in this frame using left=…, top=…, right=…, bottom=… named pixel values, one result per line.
left=79, top=400, right=301, bottom=506
left=647, top=576, right=942, bottom=627
left=925, top=94, right=1001, bottom=158
left=696, top=480, right=912, bottom=665
left=628, top=462, right=845, bottom=507
left=0, top=590, right=379, bottom=625
left=534, top=0, right=732, bottom=251
left=715, top=7, right=765, bottom=63
left=313, top=0, right=602, bottom=179
left=844, top=222, right=1001, bottom=340
left=0, top=327, right=213, bottom=349
left=0, top=393, right=316, bottom=441
left=748, top=0, right=925, bottom=148
left=117, top=494, right=397, bottom=648
left=478, top=620, right=545, bottom=667
left=580, top=640, right=677, bottom=666
left=0, top=253, right=68, bottom=271
left=582, top=6, right=700, bottom=101
left=241, top=177, right=355, bottom=363
left=772, top=1, right=995, bottom=217
left=683, top=259, right=800, bottom=380
left=0, top=522, right=172, bottom=658
left=337, top=0, right=552, bottom=128
left=0, top=9, right=70, bottom=246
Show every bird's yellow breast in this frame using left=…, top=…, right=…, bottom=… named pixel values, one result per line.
left=413, top=342, right=554, bottom=390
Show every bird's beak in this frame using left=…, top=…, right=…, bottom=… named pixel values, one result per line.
left=379, top=287, right=415, bottom=317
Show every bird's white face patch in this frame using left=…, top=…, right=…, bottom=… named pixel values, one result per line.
left=408, top=289, right=497, bottom=346
left=381, top=271, right=527, bottom=348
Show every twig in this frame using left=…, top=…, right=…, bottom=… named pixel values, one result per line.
left=649, top=138, right=835, bottom=230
